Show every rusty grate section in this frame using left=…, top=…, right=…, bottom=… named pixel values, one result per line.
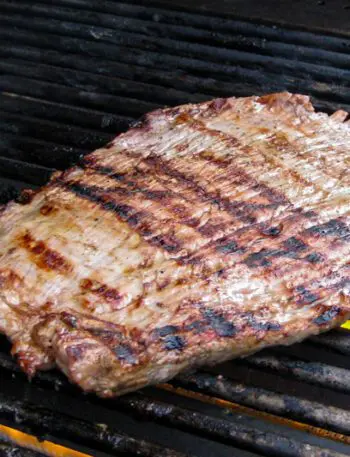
left=0, top=1, right=350, bottom=456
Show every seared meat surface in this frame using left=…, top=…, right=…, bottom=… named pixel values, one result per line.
left=0, top=92, right=349, bottom=396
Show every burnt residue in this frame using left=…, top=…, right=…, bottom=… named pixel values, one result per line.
left=313, top=307, right=341, bottom=326
left=260, top=224, right=283, bottom=237
left=151, top=234, right=181, bottom=253
left=283, top=237, right=307, bottom=252
left=164, top=335, right=186, bottom=351
left=61, top=313, right=78, bottom=328
left=15, top=189, right=37, bottom=205
left=154, top=325, right=179, bottom=337
left=295, top=285, right=320, bottom=305
left=114, top=344, right=137, bottom=365
left=215, top=236, right=242, bottom=255
left=244, top=313, right=281, bottom=332
left=244, top=248, right=282, bottom=268
left=203, top=309, right=236, bottom=337
left=306, top=219, right=350, bottom=239
left=304, top=252, right=323, bottom=264
left=184, top=320, right=207, bottom=334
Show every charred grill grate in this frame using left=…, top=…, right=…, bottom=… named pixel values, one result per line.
left=0, top=1, right=350, bottom=456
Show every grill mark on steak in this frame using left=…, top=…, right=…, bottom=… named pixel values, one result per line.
left=313, top=306, right=341, bottom=326
left=61, top=180, right=183, bottom=254
left=18, top=231, right=72, bottom=274
left=80, top=278, right=123, bottom=308
left=306, top=219, right=350, bottom=240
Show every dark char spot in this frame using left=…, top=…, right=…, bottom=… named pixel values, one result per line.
left=164, top=335, right=186, bottom=351
left=305, top=252, right=323, bottom=264
left=260, top=225, right=283, bottom=237
left=185, top=320, right=207, bottom=334
left=114, top=344, right=137, bottom=364
left=204, top=309, right=236, bottom=337
left=154, top=325, right=179, bottom=337
left=216, top=239, right=239, bottom=254
left=283, top=237, right=307, bottom=252
left=244, top=249, right=282, bottom=268
left=313, top=307, right=341, bottom=326
left=295, top=285, right=319, bottom=304
left=307, top=219, right=350, bottom=239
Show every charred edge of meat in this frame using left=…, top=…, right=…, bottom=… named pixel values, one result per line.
left=19, top=232, right=72, bottom=274
left=306, top=219, right=350, bottom=239
left=15, top=189, right=37, bottom=205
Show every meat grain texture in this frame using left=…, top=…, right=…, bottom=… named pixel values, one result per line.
left=0, top=92, right=349, bottom=397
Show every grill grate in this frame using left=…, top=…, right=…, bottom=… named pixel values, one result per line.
left=0, top=1, right=349, bottom=456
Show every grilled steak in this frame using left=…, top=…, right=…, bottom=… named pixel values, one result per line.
left=0, top=92, right=349, bottom=397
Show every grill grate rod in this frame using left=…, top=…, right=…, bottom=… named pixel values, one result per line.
left=2, top=3, right=350, bottom=73
left=1, top=27, right=350, bottom=113
left=311, top=330, right=350, bottom=356
left=243, top=354, right=350, bottom=394
left=0, top=393, right=189, bottom=457
left=175, top=372, right=350, bottom=436
left=114, top=394, right=348, bottom=457
left=23, top=0, right=350, bottom=51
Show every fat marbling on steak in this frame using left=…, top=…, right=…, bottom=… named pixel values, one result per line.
left=0, top=92, right=349, bottom=397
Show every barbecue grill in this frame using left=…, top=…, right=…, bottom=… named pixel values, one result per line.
left=0, top=1, right=350, bottom=456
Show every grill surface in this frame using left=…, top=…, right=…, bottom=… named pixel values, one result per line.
left=0, top=1, right=350, bottom=456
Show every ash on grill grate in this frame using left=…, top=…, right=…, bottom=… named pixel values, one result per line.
left=0, top=1, right=350, bottom=456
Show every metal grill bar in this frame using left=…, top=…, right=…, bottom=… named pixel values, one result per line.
left=115, top=395, right=348, bottom=457
left=0, top=157, right=53, bottom=186
left=2, top=1, right=350, bottom=70
left=23, top=0, right=350, bottom=51
left=242, top=354, right=350, bottom=394
left=1, top=21, right=350, bottom=113
left=311, top=330, right=350, bottom=356
left=0, top=132, right=86, bottom=169
left=0, top=394, right=189, bottom=457
left=0, top=94, right=133, bottom=134
left=175, top=372, right=350, bottom=435
left=2, top=5, right=350, bottom=79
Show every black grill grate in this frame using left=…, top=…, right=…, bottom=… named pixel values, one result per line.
left=0, top=1, right=349, bottom=456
